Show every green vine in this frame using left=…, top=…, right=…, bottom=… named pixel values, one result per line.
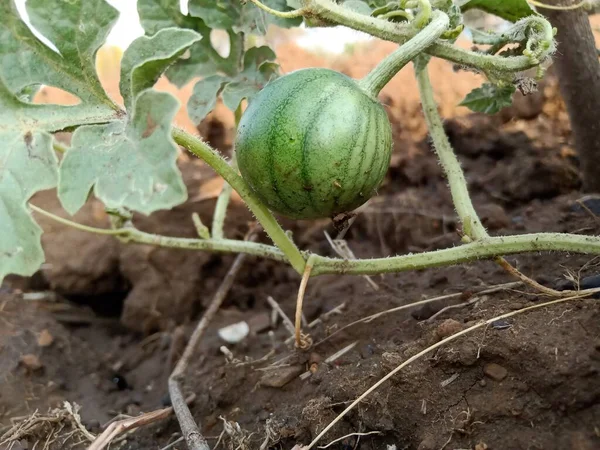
left=4, top=0, right=595, bottom=289
left=171, top=128, right=306, bottom=273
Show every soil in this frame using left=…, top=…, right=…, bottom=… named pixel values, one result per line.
left=2, top=31, right=600, bottom=450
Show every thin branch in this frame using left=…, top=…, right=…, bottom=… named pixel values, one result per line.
left=310, top=232, right=600, bottom=276
left=247, top=0, right=310, bottom=18
left=295, top=256, right=315, bottom=349
left=304, top=288, right=600, bottom=449
left=314, top=281, right=522, bottom=347
left=415, top=63, right=571, bottom=296
left=318, top=431, right=382, bottom=449
left=30, top=203, right=288, bottom=262
left=88, top=403, right=188, bottom=450
left=494, top=256, right=567, bottom=297
left=416, top=64, right=487, bottom=240
left=358, top=8, right=448, bottom=96
left=308, top=0, right=555, bottom=76
left=212, top=104, right=243, bottom=240
left=33, top=201, right=600, bottom=278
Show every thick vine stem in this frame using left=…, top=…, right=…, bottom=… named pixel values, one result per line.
left=171, top=128, right=307, bottom=274
left=359, top=9, right=449, bottom=97
left=306, top=0, right=555, bottom=77
left=415, top=63, right=487, bottom=240
left=415, top=61, right=568, bottom=295
left=30, top=204, right=600, bottom=279
left=309, top=233, right=600, bottom=276
left=29, top=204, right=289, bottom=263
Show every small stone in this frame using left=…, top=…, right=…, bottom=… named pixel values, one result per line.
left=436, top=319, right=464, bottom=340
left=571, top=195, right=600, bottom=215
left=491, top=319, right=512, bottom=330
left=218, top=321, right=250, bottom=344
left=37, top=329, right=54, bottom=347
left=20, top=354, right=43, bottom=371
left=483, top=362, right=508, bottom=381
left=259, top=365, right=304, bottom=388
left=479, top=379, right=487, bottom=387
left=474, top=442, right=488, bottom=450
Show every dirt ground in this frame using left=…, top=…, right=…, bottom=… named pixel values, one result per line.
left=2, top=29, right=600, bottom=450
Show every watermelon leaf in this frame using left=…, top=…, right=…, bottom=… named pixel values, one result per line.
left=460, top=83, right=516, bottom=114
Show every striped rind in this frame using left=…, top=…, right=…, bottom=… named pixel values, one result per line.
left=235, top=68, right=392, bottom=220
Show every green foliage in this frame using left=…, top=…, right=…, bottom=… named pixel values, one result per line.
left=457, top=0, right=535, bottom=22
left=459, top=83, right=516, bottom=114
left=119, top=28, right=202, bottom=111
left=190, top=0, right=301, bottom=34
left=59, top=28, right=201, bottom=215
left=138, top=0, right=238, bottom=87
left=0, top=0, right=123, bottom=281
left=58, top=90, right=186, bottom=215
left=188, top=46, right=278, bottom=123
left=342, top=1, right=373, bottom=15
left=0, top=83, right=58, bottom=281
left=0, top=0, right=566, bottom=286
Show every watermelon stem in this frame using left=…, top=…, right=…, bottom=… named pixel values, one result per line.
left=309, top=0, right=555, bottom=79
left=172, top=128, right=308, bottom=274
left=358, top=9, right=449, bottom=97
left=415, top=58, right=488, bottom=240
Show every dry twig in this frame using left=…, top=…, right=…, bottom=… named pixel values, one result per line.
left=314, top=281, right=522, bottom=347
left=87, top=401, right=192, bottom=450
left=169, top=228, right=258, bottom=450
left=295, top=258, right=314, bottom=349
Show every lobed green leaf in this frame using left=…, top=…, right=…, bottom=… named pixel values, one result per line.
left=0, top=80, right=58, bottom=282
left=0, top=0, right=118, bottom=110
left=58, top=90, right=187, bottom=215
left=460, top=83, right=516, bottom=114
left=187, top=46, right=278, bottom=124
left=138, top=0, right=236, bottom=87
left=119, top=28, right=202, bottom=111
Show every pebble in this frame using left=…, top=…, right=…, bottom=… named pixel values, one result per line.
left=491, top=319, right=512, bottom=330
left=483, top=362, right=508, bottom=381
left=436, top=319, right=464, bottom=340
left=19, top=354, right=43, bottom=371
left=259, top=365, right=304, bottom=388
left=571, top=195, right=600, bottom=215
left=555, top=273, right=600, bottom=298
left=37, top=329, right=54, bottom=347
left=218, top=321, right=250, bottom=344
